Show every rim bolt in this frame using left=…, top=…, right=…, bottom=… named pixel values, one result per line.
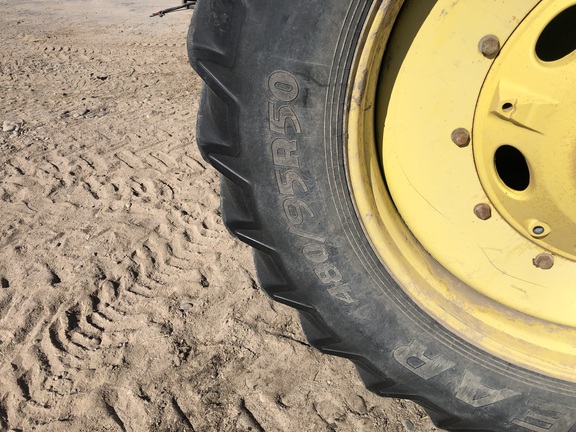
left=474, top=203, right=492, bottom=220
left=533, top=253, right=554, bottom=270
left=452, top=128, right=471, bottom=147
left=479, top=34, right=500, bottom=58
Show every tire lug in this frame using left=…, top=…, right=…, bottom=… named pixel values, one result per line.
left=451, top=128, right=470, bottom=147
left=473, top=203, right=492, bottom=220
left=479, top=34, right=500, bottom=58
left=533, top=253, right=554, bottom=270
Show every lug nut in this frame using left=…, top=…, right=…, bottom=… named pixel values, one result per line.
left=452, top=128, right=470, bottom=147
left=533, top=253, right=554, bottom=270
left=479, top=34, right=500, bottom=58
left=474, top=203, right=492, bottom=220
left=532, top=226, right=545, bottom=235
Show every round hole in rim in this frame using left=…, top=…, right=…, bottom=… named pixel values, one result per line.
left=502, top=102, right=514, bottom=112
left=495, top=145, right=530, bottom=191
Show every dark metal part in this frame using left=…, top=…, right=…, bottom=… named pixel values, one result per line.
left=451, top=128, right=471, bottom=147
left=151, top=1, right=196, bottom=17
left=474, top=203, right=492, bottom=221
left=533, top=226, right=545, bottom=235
left=533, top=253, right=554, bottom=270
left=479, top=34, right=501, bottom=59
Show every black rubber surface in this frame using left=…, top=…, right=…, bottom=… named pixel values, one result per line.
left=187, top=1, right=576, bottom=430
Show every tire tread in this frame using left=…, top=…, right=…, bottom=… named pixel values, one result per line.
left=188, top=2, right=482, bottom=430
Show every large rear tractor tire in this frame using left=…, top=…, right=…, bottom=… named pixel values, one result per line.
left=188, top=0, right=576, bottom=430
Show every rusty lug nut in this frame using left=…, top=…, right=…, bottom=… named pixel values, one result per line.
left=533, top=253, right=554, bottom=270
left=479, top=34, right=500, bottom=58
left=451, top=128, right=470, bottom=147
left=474, top=203, right=492, bottom=220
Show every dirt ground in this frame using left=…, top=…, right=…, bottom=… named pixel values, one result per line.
left=0, top=1, right=439, bottom=431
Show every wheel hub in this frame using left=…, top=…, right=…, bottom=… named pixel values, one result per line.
left=380, top=0, right=576, bottom=329
left=347, top=0, right=576, bottom=381
left=474, top=2, right=576, bottom=261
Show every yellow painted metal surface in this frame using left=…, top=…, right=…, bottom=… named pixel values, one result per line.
left=475, top=1, right=576, bottom=262
left=347, top=0, right=576, bottom=381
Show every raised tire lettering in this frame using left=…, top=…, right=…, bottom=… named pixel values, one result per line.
left=268, top=71, right=300, bottom=102
left=455, top=371, right=519, bottom=407
left=314, top=263, right=343, bottom=284
left=393, top=340, right=456, bottom=380
left=269, top=103, right=302, bottom=135
left=275, top=169, right=308, bottom=195
left=513, top=401, right=576, bottom=432
left=271, top=138, right=299, bottom=168
left=283, top=198, right=314, bottom=225
left=303, top=244, right=329, bottom=263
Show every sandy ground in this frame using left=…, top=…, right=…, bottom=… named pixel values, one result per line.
left=0, top=1, right=439, bottom=431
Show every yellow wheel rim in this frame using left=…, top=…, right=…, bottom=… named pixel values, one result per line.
left=347, top=0, right=576, bottom=381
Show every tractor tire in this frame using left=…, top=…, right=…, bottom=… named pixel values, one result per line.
left=187, top=0, right=576, bottom=430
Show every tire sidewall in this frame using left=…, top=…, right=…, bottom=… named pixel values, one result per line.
left=190, top=1, right=576, bottom=430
